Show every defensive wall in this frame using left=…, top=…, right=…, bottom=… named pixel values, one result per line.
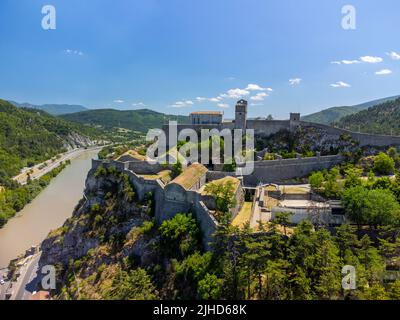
left=165, top=117, right=400, bottom=149
left=206, top=154, right=344, bottom=186
left=299, top=121, right=400, bottom=147
left=91, top=159, right=218, bottom=250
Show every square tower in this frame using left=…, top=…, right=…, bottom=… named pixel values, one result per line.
left=290, top=113, right=300, bottom=122
left=235, top=99, right=248, bottom=130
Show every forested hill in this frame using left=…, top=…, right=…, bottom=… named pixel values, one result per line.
left=336, top=98, right=400, bottom=135
left=0, top=99, right=95, bottom=185
left=60, top=108, right=189, bottom=133
left=302, top=95, right=400, bottom=125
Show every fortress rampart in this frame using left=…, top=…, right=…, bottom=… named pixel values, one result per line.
left=91, top=159, right=218, bottom=250
left=207, top=154, right=344, bottom=186
left=167, top=99, right=400, bottom=148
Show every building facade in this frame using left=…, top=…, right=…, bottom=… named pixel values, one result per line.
left=189, top=111, right=223, bottom=125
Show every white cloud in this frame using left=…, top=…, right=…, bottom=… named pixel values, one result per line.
left=375, top=69, right=392, bottom=75
left=217, top=103, right=229, bottom=108
left=113, top=99, right=124, bottom=103
left=387, top=51, right=400, bottom=60
left=170, top=100, right=194, bottom=108
left=209, top=97, right=222, bottom=102
left=330, top=81, right=351, bottom=88
left=332, top=56, right=383, bottom=65
left=196, top=96, right=222, bottom=103
left=245, top=84, right=264, bottom=91
left=342, top=60, right=361, bottom=65
left=64, top=49, right=84, bottom=56
left=132, top=102, right=146, bottom=107
left=245, top=83, right=273, bottom=92
left=331, top=60, right=360, bottom=65
left=289, top=78, right=302, bottom=86
left=250, top=103, right=263, bottom=106
left=250, top=92, right=268, bottom=101
left=360, top=56, right=383, bottom=63
left=226, top=88, right=250, bottom=99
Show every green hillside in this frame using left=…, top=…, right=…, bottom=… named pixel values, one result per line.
left=336, top=97, right=400, bottom=135
left=60, top=108, right=189, bottom=133
left=0, top=99, right=96, bottom=185
left=302, top=95, right=400, bottom=125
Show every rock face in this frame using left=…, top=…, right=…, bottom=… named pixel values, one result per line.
left=62, top=132, right=96, bottom=150
left=257, top=127, right=359, bottom=155
left=38, top=166, right=157, bottom=292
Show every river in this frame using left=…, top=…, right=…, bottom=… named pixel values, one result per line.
left=0, top=149, right=99, bottom=269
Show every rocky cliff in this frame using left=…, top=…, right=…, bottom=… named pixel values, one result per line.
left=38, top=166, right=159, bottom=299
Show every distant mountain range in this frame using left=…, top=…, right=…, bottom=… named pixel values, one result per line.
left=9, top=101, right=88, bottom=115
left=9, top=94, right=400, bottom=135
left=302, top=95, right=400, bottom=125
left=60, top=108, right=189, bottom=133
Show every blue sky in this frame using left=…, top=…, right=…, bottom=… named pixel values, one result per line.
left=0, top=0, right=399, bottom=118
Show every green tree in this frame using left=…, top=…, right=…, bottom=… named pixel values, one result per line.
left=159, top=213, right=200, bottom=258
left=323, top=167, right=342, bottom=198
left=272, top=212, right=292, bottom=236
left=105, top=268, right=158, bottom=300
left=374, top=152, right=395, bottom=175
left=171, top=160, right=183, bottom=178
left=204, top=181, right=237, bottom=215
left=388, top=279, right=400, bottom=300
left=344, top=167, right=363, bottom=189
left=363, top=283, right=389, bottom=300
left=342, top=186, right=400, bottom=227
left=335, top=224, right=359, bottom=260
left=197, top=274, right=223, bottom=299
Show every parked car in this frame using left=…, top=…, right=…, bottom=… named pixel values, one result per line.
left=0, top=279, right=5, bottom=285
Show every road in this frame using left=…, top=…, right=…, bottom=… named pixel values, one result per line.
left=10, top=253, right=41, bottom=300
left=13, top=146, right=102, bottom=185
left=0, top=268, right=10, bottom=300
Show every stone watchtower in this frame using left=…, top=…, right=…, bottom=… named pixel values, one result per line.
left=290, top=113, right=300, bottom=122
left=289, top=112, right=301, bottom=131
left=235, top=99, right=248, bottom=130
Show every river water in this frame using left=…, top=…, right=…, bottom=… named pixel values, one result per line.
left=0, top=149, right=99, bottom=268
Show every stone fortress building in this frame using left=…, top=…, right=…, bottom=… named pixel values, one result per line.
left=92, top=99, right=400, bottom=247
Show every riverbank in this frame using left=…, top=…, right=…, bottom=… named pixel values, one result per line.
left=13, top=146, right=102, bottom=185
left=0, top=148, right=99, bottom=269
left=1, top=146, right=104, bottom=228
left=0, top=161, right=71, bottom=228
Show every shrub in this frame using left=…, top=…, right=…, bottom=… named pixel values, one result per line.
left=309, top=172, right=324, bottom=190
left=374, top=152, right=395, bottom=175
